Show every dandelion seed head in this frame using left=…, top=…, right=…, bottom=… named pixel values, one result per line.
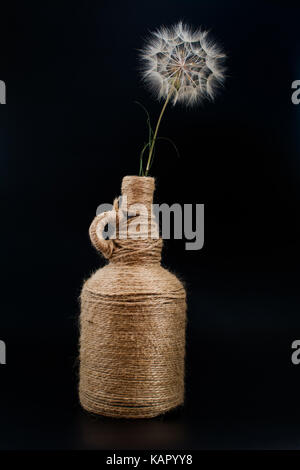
left=140, top=21, right=226, bottom=106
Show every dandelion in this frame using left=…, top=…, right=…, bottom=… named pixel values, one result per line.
left=138, top=21, right=226, bottom=176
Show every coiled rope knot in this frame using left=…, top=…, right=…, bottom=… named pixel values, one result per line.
left=89, top=196, right=162, bottom=263
left=89, top=198, right=121, bottom=259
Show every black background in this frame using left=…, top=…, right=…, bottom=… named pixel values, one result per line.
left=1, top=0, right=300, bottom=450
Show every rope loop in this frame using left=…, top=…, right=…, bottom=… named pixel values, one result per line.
left=89, top=198, right=120, bottom=259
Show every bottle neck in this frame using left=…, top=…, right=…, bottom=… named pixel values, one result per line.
left=110, top=176, right=162, bottom=265
left=121, top=175, right=154, bottom=210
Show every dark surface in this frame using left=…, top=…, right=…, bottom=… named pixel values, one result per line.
left=1, top=0, right=300, bottom=450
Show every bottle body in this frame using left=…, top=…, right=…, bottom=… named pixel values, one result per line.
left=80, top=262, right=186, bottom=418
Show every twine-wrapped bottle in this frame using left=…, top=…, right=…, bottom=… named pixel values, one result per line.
left=79, top=176, right=186, bottom=418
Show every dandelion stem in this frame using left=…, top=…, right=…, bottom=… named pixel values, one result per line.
left=144, top=88, right=173, bottom=176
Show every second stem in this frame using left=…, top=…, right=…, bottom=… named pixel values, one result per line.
left=144, top=89, right=173, bottom=176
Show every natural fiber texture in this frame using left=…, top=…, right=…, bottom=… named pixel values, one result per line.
left=79, top=176, right=186, bottom=418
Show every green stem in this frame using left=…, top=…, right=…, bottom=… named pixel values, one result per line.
left=144, top=89, right=173, bottom=176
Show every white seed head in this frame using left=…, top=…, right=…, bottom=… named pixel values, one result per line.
left=140, top=21, right=226, bottom=106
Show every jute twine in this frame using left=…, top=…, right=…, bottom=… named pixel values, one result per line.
left=79, top=176, right=187, bottom=418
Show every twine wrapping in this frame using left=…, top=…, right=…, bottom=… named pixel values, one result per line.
left=79, top=176, right=187, bottom=418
